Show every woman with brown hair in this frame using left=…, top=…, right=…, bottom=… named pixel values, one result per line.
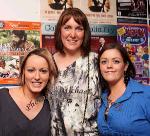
left=48, top=8, right=101, bottom=136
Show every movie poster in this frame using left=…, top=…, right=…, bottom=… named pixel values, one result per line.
left=0, top=21, right=41, bottom=86
left=117, top=18, right=149, bottom=85
left=117, top=0, right=147, bottom=18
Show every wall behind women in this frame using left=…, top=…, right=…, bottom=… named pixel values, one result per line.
left=0, top=0, right=40, bottom=22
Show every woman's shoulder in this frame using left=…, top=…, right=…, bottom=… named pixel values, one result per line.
left=130, top=79, right=149, bottom=88
left=129, top=80, right=150, bottom=107
left=89, top=52, right=98, bottom=58
left=142, top=84, right=150, bottom=95
left=130, top=79, right=150, bottom=96
left=0, top=88, right=9, bottom=99
left=0, top=87, right=9, bottom=92
left=134, top=80, right=150, bottom=90
left=53, top=52, right=59, bottom=60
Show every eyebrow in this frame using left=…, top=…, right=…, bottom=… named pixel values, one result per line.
left=100, top=57, right=122, bottom=60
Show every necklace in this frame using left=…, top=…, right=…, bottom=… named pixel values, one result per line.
left=21, top=87, right=46, bottom=111
left=25, top=96, right=45, bottom=111
left=104, top=98, right=114, bottom=121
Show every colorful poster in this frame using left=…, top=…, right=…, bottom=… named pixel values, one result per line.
left=117, top=18, right=149, bottom=85
left=117, top=0, right=147, bottom=18
left=0, top=21, right=41, bottom=85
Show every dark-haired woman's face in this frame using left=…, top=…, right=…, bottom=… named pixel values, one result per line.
left=99, top=49, right=128, bottom=85
left=60, top=17, right=84, bottom=54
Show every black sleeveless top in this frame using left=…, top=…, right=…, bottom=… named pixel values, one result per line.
left=0, top=88, right=51, bottom=136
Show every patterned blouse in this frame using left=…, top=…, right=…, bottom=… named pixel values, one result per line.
left=48, top=52, right=101, bottom=136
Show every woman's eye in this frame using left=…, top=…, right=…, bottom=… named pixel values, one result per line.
left=64, top=26, right=70, bottom=30
left=27, top=69, right=34, bottom=72
left=40, top=69, right=49, bottom=73
left=113, top=60, right=120, bottom=64
left=100, top=60, right=107, bottom=64
left=76, top=27, right=84, bottom=31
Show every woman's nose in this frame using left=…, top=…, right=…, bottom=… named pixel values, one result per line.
left=34, top=71, right=40, bottom=80
left=107, top=61, right=113, bottom=68
left=70, top=29, right=76, bottom=38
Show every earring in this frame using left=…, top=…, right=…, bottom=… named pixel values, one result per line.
left=124, top=71, right=129, bottom=86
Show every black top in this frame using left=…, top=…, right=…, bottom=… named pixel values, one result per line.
left=0, top=88, right=50, bottom=136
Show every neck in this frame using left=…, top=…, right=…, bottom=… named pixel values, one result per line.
left=21, top=86, right=41, bottom=101
left=63, top=49, right=83, bottom=58
left=108, top=79, right=126, bottom=101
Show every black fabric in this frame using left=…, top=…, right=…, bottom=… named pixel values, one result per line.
left=0, top=88, right=50, bottom=136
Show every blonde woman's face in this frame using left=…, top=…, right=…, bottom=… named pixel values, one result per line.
left=23, top=55, right=49, bottom=94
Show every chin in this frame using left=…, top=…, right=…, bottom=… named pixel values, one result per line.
left=105, top=78, right=116, bottom=83
left=30, top=87, right=43, bottom=93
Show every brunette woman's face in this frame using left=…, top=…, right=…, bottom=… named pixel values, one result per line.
left=60, top=17, right=84, bottom=54
left=23, top=55, right=49, bottom=94
left=99, top=49, right=128, bottom=85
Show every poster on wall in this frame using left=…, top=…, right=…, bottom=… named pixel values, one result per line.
left=41, top=0, right=117, bottom=25
left=40, top=0, right=73, bottom=22
left=42, top=22, right=56, bottom=54
left=117, top=18, right=149, bottom=85
left=0, top=21, right=41, bottom=86
left=117, top=0, right=147, bottom=18
left=73, top=0, right=117, bottom=25
left=90, top=24, right=117, bottom=52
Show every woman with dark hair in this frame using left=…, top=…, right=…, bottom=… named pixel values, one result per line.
left=48, top=8, right=101, bottom=135
left=0, top=48, right=57, bottom=136
left=97, top=43, right=150, bottom=135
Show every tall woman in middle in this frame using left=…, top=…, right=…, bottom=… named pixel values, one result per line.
left=48, top=8, right=101, bottom=136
